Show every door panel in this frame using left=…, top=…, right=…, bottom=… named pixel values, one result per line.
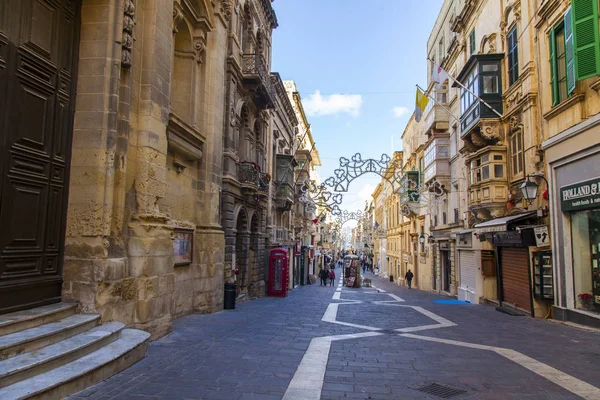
left=0, top=0, right=80, bottom=313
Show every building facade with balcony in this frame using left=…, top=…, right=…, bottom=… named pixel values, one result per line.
left=449, top=0, right=551, bottom=316
left=285, top=81, right=321, bottom=286
left=372, top=183, right=388, bottom=277
left=221, top=0, right=278, bottom=300
left=539, top=0, right=600, bottom=328
left=400, top=116, right=434, bottom=292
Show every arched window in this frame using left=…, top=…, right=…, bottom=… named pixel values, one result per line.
left=172, top=20, right=194, bottom=122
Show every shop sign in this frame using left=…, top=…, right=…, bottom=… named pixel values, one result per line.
left=403, top=254, right=409, bottom=262
left=309, top=248, right=315, bottom=260
left=561, top=177, right=600, bottom=212
left=439, top=242, right=450, bottom=250
left=534, top=226, right=550, bottom=247
left=295, top=241, right=301, bottom=256
left=457, top=233, right=472, bottom=248
left=492, top=231, right=522, bottom=246
left=419, top=256, right=426, bottom=264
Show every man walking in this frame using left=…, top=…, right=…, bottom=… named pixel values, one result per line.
left=329, top=269, right=335, bottom=286
left=405, top=269, right=414, bottom=289
left=319, top=268, right=328, bottom=286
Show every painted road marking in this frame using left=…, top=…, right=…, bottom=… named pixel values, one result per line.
left=400, top=333, right=600, bottom=400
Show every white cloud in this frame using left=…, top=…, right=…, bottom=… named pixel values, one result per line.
left=302, top=91, right=362, bottom=117
left=392, top=106, right=410, bottom=118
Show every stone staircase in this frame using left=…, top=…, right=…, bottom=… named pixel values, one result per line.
left=0, top=303, right=150, bottom=399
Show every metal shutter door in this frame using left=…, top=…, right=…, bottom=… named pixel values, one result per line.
left=501, top=248, right=531, bottom=313
left=459, top=251, right=476, bottom=293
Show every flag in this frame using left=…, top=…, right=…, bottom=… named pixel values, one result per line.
left=373, top=221, right=380, bottom=230
left=312, top=218, right=319, bottom=224
left=320, top=215, right=326, bottom=222
left=415, top=87, right=429, bottom=122
left=431, top=63, right=449, bottom=90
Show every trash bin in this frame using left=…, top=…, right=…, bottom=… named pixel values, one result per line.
left=389, top=275, right=394, bottom=282
left=224, top=283, right=236, bottom=310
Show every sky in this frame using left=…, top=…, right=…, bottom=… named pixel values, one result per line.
left=271, top=0, right=444, bottom=218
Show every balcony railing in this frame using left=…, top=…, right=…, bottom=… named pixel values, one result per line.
left=242, top=53, right=275, bottom=107
left=237, top=161, right=270, bottom=193
left=275, top=227, right=290, bottom=243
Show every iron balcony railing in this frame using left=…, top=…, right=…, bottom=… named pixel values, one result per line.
left=237, top=161, right=270, bottom=192
left=242, top=53, right=276, bottom=105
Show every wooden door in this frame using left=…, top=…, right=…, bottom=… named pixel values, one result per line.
left=500, top=248, right=532, bottom=313
left=0, top=0, right=80, bottom=313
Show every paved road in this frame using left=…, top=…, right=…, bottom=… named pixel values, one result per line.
left=70, top=266, right=600, bottom=400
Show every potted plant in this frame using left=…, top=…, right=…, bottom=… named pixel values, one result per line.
left=577, top=293, right=594, bottom=310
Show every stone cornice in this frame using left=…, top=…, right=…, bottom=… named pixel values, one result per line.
left=535, top=0, right=561, bottom=29
left=543, top=93, right=585, bottom=120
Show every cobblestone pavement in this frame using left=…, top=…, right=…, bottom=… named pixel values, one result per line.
left=69, top=267, right=600, bottom=400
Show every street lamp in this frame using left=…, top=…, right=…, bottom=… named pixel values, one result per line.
left=518, top=174, right=549, bottom=206
left=419, top=233, right=431, bottom=245
left=520, top=178, right=539, bottom=205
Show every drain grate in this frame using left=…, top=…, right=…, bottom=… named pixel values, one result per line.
left=417, top=383, right=468, bottom=399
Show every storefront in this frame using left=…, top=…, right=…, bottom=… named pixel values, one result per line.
left=474, top=213, right=539, bottom=315
left=544, top=115, right=600, bottom=328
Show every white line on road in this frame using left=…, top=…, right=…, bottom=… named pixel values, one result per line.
left=399, top=333, right=600, bottom=400
left=282, top=332, right=383, bottom=400
left=395, top=305, right=456, bottom=332
left=321, top=303, right=380, bottom=331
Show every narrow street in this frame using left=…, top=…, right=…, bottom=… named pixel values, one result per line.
left=70, top=267, right=600, bottom=400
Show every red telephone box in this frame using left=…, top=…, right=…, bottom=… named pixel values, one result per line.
left=268, top=248, right=289, bottom=297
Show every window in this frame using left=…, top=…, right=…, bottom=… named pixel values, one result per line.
left=460, top=67, right=479, bottom=113
left=470, top=153, right=504, bottom=183
left=439, top=36, right=445, bottom=62
left=550, top=21, right=568, bottom=105
left=571, top=209, right=600, bottom=314
left=454, top=208, right=459, bottom=223
left=442, top=212, right=447, bottom=225
left=507, top=26, right=519, bottom=85
left=469, top=29, right=476, bottom=55
left=510, top=131, right=523, bottom=176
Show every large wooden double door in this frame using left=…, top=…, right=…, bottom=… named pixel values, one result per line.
left=0, top=0, right=80, bottom=313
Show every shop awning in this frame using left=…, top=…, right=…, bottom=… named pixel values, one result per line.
left=473, top=212, right=536, bottom=234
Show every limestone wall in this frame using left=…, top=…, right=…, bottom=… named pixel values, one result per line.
left=63, top=0, right=230, bottom=339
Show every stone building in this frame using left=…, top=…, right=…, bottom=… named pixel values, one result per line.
left=285, top=80, right=321, bottom=286
left=0, top=0, right=277, bottom=396
left=372, top=183, right=388, bottom=277
left=399, top=115, right=435, bottom=292
left=220, top=0, right=278, bottom=300
left=539, top=0, right=600, bottom=328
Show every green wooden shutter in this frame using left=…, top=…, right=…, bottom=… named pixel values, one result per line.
left=565, top=7, right=576, bottom=94
left=549, top=28, right=559, bottom=106
left=572, top=0, right=600, bottom=80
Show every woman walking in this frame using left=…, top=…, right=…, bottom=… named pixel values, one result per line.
left=329, top=269, right=336, bottom=286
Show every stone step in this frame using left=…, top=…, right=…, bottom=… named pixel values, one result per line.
left=0, top=303, right=78, bottom=337
left=0, top=314, right=100, bottom=360
left=0, top=322, right=125, bottom=388
left=0, top=329, right=151, bottom=400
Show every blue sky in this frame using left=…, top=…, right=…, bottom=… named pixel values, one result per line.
left=271, top=0, right=444, bottom=212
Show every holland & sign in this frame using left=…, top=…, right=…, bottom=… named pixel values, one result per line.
left=561, top=177, right=600, bottom=212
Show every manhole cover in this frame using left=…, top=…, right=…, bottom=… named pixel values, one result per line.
left=417, top=383, right=467, bottom=399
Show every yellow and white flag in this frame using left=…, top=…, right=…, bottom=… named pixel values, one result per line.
left=415, top=87, right=429, bottom=122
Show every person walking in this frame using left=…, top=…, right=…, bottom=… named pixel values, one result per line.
left=329, top=269, right=336, bottom=286
left=320, top=268, right=328, bottom=286
left=405, top=269, right=414, bottom=289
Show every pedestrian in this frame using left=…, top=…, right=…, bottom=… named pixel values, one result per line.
left=320, top=268, right=328, bottom=286
left=362, top=263, right=366, bottom=274
left=329, top=269, right=335, bottom=286
left=405, top=269, right=414, bottom=289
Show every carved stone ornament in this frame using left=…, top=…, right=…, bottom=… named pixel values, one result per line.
left=122, top=0, right=135, bottom=68
left=173, top=5, right=184, bottom=33
left=480, top=122, right=502, bottom=144
left=193, top=37, right=206, bottom=64
left=221, top=0, right=234, bottom=21
left=509, top=115, right=522, bottom=132
left=507, top=88, right=523, bottom=108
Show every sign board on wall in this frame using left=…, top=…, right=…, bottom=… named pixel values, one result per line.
left=561, top=177, right=600, bottom=212
left=534, top=226, right=550, bottom=247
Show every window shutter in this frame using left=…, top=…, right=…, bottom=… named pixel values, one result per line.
left=549, top=28, right=559, bottom=106
left=565, top=7, right=576, bottom=94
left=572, top=0, right=600, bottom=80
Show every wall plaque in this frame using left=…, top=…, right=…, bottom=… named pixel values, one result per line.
left=173, top=228, right=194, bottom=266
